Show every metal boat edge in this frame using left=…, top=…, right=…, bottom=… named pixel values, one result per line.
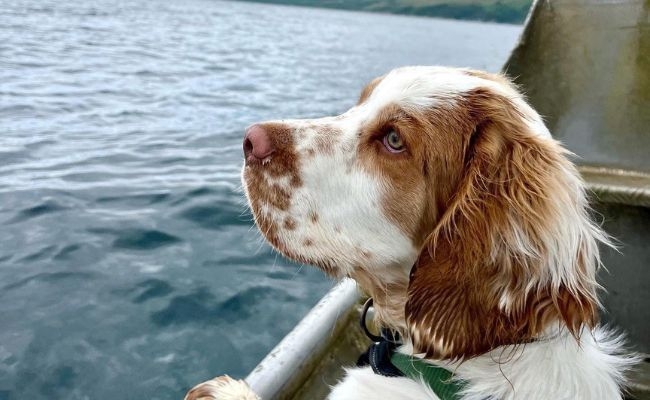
left=245, top=279, right=364, bottom=399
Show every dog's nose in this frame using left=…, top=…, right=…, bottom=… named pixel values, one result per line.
left=243, top=125, right=275, bottom=163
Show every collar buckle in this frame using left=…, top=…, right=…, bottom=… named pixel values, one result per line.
left=357, top=298, right=466, bottom=399
left=357, top=298, right=404, bottom=377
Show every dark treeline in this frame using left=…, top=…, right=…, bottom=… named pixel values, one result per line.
left=232, top=0, right=533, bottom=24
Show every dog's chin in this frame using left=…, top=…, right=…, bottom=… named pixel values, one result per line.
left=259, top=230, right=342, bottom=278
left=278, top=249, right=342, bottom=278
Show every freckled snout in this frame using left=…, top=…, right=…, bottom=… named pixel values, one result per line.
left=243, top=124, right=275, bottom=164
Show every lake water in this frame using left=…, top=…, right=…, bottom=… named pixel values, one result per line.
left=0, top=0, right=521, bottom=398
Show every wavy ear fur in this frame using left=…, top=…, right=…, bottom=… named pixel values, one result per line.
left=405, top=88, right=609, bottom=360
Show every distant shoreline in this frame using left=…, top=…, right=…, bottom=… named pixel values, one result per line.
left=230, top=0, right=532, bottom=24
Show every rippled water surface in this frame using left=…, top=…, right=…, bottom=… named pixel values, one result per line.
left=0, top=0, right=521, bottom=398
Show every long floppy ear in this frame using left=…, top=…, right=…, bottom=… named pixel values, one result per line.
left=405, top=88, right=609, bottom=360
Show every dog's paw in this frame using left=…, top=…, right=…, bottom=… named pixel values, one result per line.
left=184, top=375, right=260, bottom=400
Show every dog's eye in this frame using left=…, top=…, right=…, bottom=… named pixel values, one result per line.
left=382, top=130, right=406, bottom=153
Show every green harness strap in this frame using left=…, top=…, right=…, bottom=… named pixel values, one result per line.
left=390, top=352, right=465, bottom=400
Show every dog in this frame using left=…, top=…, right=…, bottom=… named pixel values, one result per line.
left=185, top=66, right=635, bottom=400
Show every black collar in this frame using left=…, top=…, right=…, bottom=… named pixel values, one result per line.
left=356, top=298, right=468, bottom=400
left=356, top=298, right=405, bottom=377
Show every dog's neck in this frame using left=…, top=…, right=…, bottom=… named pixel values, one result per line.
left=349, top=263, right=410, bottom=333
left=349, top=264, right=631, bottom=399
left=351, top=262, right=581, bottom=352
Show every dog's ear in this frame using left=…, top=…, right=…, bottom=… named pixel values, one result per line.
left=405, top=88, right=607, bottom=360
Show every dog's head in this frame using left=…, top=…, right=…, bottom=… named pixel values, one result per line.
left=241, top=66, right=608, bottom=360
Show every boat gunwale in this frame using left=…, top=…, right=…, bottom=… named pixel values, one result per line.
left=245, top=279, right=360, bottom=399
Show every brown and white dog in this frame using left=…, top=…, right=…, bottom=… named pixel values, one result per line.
left=185, top=66, right=634, bottom=400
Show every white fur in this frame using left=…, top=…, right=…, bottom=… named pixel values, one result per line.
left=328, top=367, right=433, bottom=400
left=184, top=376, right=259, bottom=400
left=283, top=122, right=418, bottom=275
left=451, top=327, right=633, bottom=400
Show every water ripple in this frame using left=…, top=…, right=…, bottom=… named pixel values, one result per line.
left=8, top=200, right=68, bottom=224
left=0, top=0, right=521, bottom=398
